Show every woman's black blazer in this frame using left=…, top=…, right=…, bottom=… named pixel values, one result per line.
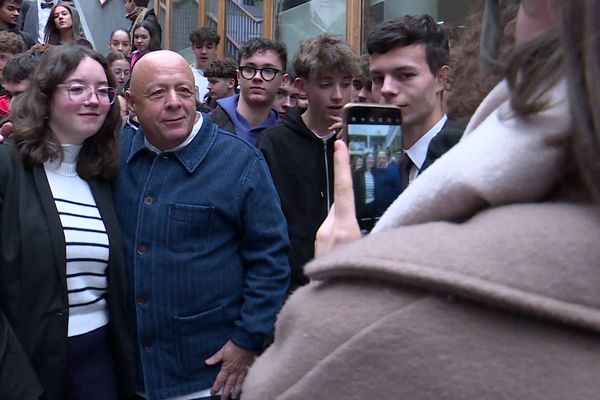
left=0, top=141, right=135, bottom=399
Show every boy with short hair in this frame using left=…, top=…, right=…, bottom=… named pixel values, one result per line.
left=259, top=33, right=359, bottom=291
left=202, top=57, right=237, bottom=111
left=0, top=30, right=24, bottom=117
left=189, top=27, right=220, bottom=103
left=351, top=54, right=373, bottom=103
left=273, top=66, right=301, bottom=119
left=0, top=0, right=34, bottom=48
left=209, top=37, right=287, bottom=146
left=2, top=44, right=45, bottom=113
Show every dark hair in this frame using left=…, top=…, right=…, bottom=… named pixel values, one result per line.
left=134, top=0, right=149, bottom=6
left=110, top=28, right=130, bottom=42
left=189, top=27, right=220, bottom=46
left=238, top=38, right=287, bottom=70
left=10, top=45, right=120, bottom=180
left=285, top=65, right=297, bottom=81
left=106, top=50, right=129, bottom=65
left=366, top=14, right=450, bottom=75
left=204, top=57, right=238, bottom=86
left=480, top=0, right=563, bottom=118
left=447, top=0, right=518, bottom=120
left=292, top=33, right=360, bottom=79
left=0, top=0, right=22, bottom=8
left=44, top=2, right=85, bottom=45
left=2, top=45, right=48, bottom=83
left=0, top=31, right=24, bottom=55
left=133, top=19, right=162, bottom=52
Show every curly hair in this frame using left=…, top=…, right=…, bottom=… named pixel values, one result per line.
left=292, top=33, right=359, bottom=79
left=0, top=31, right=24, bottom=55
left=189, top=27, right=220, bottom=47
left=10, top=45, right=120, bottom=180
left=446, top=1, right=518, bottom=120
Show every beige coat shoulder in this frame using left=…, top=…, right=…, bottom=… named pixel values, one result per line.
left=243, top=203, right=600, bottom=399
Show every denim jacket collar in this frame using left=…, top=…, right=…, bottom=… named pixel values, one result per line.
left=125, top=115, right=218, bottom=174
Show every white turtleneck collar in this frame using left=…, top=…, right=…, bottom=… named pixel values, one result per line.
left=44, top=144, right=83, bottom=177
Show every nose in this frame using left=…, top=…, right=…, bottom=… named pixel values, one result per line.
left=283, top=96, right=293, bottom=109
left=357, top=88, right=369, bottom=102
left=379, top=75, right=397, bottom=101
left=164, top=88, right=182, bottom=109
left=84, top=89, right=101, bottom=106
left=252, top=72, right=263, bottom=82
left=331, top=84, right=343, bottom=101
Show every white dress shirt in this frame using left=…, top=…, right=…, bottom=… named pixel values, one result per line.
left=38, top=0, right=53, bottom=43
left=404, top=115, right=448, bottom=185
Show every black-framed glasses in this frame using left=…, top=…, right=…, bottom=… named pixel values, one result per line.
left=57, top=83, right=117, bottom=105
left=239, top=66, right=281, bottom=82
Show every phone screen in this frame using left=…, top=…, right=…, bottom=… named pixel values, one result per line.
left=345, top=104, right=403, bottom=234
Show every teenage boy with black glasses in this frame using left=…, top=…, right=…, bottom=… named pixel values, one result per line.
left=208, top=38, right=287, bottom=146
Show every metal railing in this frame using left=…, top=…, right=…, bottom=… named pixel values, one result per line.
left=225, top=0, right=263, bottom=60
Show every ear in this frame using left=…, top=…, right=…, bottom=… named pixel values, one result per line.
left=295, top=77, right=305, bottom=92
left=281, top=73, right=289, bottom=86
left=435, top=65, right=450, bottom=95
left=236, top=69, right=242, bottom=83
left=124, top=90, right=136, bottom=116
left=227, top=78, right=235, bottom=90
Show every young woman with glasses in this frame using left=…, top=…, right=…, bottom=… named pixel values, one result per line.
left=0, top=45, right=135, bottom=399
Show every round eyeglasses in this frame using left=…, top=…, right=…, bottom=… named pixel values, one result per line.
left=57, top=83, right=117, bottom=105
left=238, top=66, right=281, bottom=82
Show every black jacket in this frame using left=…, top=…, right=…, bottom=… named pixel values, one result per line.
left=258, top=107, right=335, bottom=291
left=420, top=118, right=469, bottom=171
left=0, top=142, right=136, bottom=400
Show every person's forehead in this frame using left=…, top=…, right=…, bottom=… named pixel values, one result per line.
left=309, top=69, right=353, bottom=82
left=193, top=41, right=216, bottom=47
left=135, top=60, right=193, bottom=86
left=370, top=43, right=430, bottom=72
left=112, top=31, right=130, bottom=41
left=240, top=49, right=282, bottom=68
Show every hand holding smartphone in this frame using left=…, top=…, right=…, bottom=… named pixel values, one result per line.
left=343, top=103, right=403, bottom=233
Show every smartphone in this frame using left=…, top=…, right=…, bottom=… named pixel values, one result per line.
left=343, top=103, right=403, bottom=234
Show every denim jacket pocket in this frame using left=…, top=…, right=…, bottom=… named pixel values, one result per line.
left=167, top=203, right=214, bottom=253
left=174, top=304, right=228, bottom=376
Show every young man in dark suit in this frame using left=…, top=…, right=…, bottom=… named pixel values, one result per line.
left=368, top=15, right=466, bottom=189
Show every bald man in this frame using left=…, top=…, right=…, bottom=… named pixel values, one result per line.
left=116, top=51, right=291, bottom=400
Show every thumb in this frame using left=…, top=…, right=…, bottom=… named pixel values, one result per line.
left=205, top=347, right=224, bottom=366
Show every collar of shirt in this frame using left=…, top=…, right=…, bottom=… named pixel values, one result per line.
left=144, top=112, right=204, bottom=154
left=190, top=64, right=204, bottom=75
left=405, top=114, right=448, bottom=170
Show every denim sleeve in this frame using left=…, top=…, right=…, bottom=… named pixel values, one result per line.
left=231, top=156, right=291, bottom=352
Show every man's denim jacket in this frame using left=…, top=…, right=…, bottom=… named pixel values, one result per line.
left=114, top=116, right=291, bottom=399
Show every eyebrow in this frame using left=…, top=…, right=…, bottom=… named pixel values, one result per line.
left=64, top=78, right=109, bottom=86
left=243, top=63, right=279, bottom=68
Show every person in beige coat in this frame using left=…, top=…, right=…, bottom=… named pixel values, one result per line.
left=242, top=1, right=600, bottom=398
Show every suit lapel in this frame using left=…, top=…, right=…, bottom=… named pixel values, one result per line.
left=33, top=166, right=66, bottom=277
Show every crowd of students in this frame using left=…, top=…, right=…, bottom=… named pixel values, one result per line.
left=1, top=0, right=599, bottom=399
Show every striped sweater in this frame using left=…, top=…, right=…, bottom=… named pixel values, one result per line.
left=44, top=144, right=109, bottom=337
